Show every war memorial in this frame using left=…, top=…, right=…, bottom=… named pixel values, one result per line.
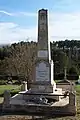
left=2, top=9, right=76, bottom=116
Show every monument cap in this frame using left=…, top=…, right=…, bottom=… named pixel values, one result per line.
left=39, top=9, right=47, bottom=13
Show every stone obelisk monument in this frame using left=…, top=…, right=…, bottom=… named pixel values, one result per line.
left=32, top=9, right=56, bottom=93
left=38, top=9, right=51, bottom=61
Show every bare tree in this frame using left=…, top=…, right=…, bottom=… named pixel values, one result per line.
left=5, top=42, right=37, bottom=86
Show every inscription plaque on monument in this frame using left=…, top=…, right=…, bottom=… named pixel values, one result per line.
left=38, top=50, right=48, bottom=58
left=36, top=62, right=49, bottom=81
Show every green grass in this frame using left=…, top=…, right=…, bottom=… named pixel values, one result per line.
left=75, top=84, right=80, bottom=93
left=0, top=84, right=21, bottom=103
left=0, top=85, right=21, bottom=95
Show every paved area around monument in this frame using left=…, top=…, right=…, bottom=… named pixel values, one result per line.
left=52, top=96, right=69, bottom=106
left=10, top=93, right=69, bottom=107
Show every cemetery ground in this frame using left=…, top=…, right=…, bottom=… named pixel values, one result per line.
left=0, top=83, right=21, bottom=103
left=0, top=82, right=79, bottom=119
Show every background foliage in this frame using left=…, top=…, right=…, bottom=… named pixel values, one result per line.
left=0, top=39, right=80, bottom=83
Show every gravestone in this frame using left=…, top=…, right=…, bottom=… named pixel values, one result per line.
left=3, top=90, right=11, bottom=108
left=32, top=9, right=56, bottom=93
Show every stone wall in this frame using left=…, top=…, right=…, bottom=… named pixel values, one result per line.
left=5, top=103, right=76, bottom=116
left=56, top=83, right=74, bottom=91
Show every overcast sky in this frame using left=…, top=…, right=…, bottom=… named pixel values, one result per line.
left=0, top=0, right=80, bottom=44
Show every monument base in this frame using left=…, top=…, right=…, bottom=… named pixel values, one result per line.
left=2, top=91, right=76, bottom=116
left=31, top=83, right=60, bottom=93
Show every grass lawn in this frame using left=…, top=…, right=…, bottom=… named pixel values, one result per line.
left=75, top=85, right=80, bottom=94
left=0, top=85, right=21, bottom=95
left=0, top=84, right=21, bottom=103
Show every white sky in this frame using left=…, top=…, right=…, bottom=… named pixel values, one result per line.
left=0, top=11, right=80, bottom=44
